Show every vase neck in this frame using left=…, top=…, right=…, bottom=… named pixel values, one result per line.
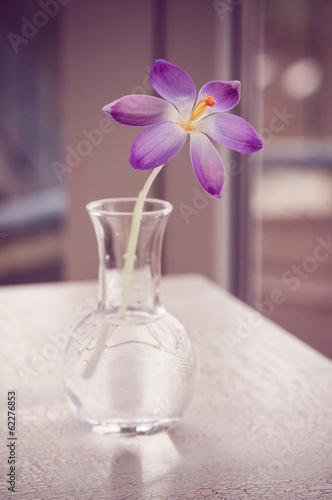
left=87, top=198, right=172, bottom=319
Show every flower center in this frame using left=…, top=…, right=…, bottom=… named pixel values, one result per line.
left=181, top=94, right=216, bottom=132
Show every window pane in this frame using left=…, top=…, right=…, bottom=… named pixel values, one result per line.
left=252, top=0, right=332, bottom=358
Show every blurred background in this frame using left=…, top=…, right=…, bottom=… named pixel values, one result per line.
left=0, top=0, right=331, bottom=357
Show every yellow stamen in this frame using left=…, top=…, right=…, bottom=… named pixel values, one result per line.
left=181, top=93, right=216, bottom=132
left=190, top=93, right=216, bottom=121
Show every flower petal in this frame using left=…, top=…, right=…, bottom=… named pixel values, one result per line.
left=201, top=113, right=263, bottom=153
left=198, top=81, right=241, bottom=114
left=189, top=132, right=225, bottom=199
left=130, top=121, right=187, bottom=170
left=149, top=59, right=196, bottom=117
left=102, top=95, right=179, bottom=126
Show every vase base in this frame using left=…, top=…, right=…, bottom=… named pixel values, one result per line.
left=86, top=417, right=180, bottom=436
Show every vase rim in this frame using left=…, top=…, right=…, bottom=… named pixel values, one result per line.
left=86, top=197, right=173, bottom=217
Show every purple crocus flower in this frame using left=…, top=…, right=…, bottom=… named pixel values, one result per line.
left=103, top=59, right=263, bottom=199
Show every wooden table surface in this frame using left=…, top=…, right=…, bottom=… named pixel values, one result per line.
left=0, top=274, right=332, bottom=500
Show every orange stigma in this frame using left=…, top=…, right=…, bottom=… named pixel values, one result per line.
left=190, top=93, right=216, bottom=121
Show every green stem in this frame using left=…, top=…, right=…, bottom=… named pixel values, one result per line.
left=119, top=164, right=164, bottom=317
left=82, top=323, right=116, bottom=379
left=82, top=164, right=164, bottom=380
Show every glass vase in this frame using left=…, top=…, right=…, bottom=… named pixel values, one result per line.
left=63, top=198, right=198, bottom=435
